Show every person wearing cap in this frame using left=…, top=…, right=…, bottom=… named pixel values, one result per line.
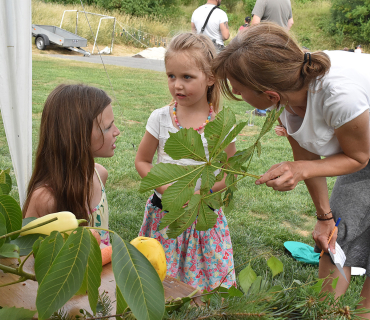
left=238, top=16, right=251, bottom=33
left=213, top=22, right=370, bottom=317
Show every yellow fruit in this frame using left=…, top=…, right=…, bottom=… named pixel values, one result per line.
left=20, top=211, right=78, bottom=236
left=130, top=236, right=167, bottom=281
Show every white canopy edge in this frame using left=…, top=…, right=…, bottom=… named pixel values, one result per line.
left=0, top=0, right=32, bottom=207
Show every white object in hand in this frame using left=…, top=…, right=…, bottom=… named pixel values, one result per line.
left=328, top=242, right=348, bottom=282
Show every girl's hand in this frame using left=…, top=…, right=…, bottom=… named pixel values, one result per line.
left=255, top=161, right=304, bottom=191
left=312, top=219, right=337, bottom=254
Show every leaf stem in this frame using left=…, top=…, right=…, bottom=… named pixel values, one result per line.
left=18, top=250, right=34, bottom=272
left=210, top=164, right=261, bottom=179
left=0, top=276, right=27, bottom=288
left=0, top=263, right=36, bottom=281
left=0, top=217, right=58, bottom=240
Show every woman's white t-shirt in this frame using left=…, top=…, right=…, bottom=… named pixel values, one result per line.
left=280, top=50, right=370, bottom=157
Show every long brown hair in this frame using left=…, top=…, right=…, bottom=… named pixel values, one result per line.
left=213, top=22, right=331, bottom=104
left=22, top=84, right=112, bottom=221
left=165, top=32, right=221, bottom=113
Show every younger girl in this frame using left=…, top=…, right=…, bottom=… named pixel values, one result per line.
left=23, top=84, right=120, bottom=245
left=135, top=33, right=236, bottom=291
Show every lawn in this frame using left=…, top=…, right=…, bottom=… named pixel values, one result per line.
left=0, top=54, right=366, bottom=309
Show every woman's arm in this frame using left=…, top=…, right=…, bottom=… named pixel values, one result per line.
left=256, top=110, right=369, bottom=188
left=135, top=131, right=171, bottom=195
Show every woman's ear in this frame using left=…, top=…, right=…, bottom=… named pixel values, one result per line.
left=264, top=91, right=280, bottom=104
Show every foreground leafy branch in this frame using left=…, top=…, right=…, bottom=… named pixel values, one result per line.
left=140, top=107, right=282, bottom=238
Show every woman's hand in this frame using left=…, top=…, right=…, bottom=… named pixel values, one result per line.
left=255, top=161, right=304, bottom=191
left=312, top=219, right=337, bottom=254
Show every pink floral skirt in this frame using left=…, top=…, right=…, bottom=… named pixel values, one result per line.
left=139, top=194, right=236, bottom=292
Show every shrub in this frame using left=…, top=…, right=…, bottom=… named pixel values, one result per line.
left=326, top=0, right=370, bottom=44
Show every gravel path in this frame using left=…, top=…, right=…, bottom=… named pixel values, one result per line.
left=46, top=54, right=165, bottom=72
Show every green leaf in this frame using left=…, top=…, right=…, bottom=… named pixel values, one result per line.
left=217, top=121, right=247, bottom=154
left=225, top=173, right=237, bottom=191
left=116, top=285, right=128, bottom=319
left=165, top=195, right=201, bottom=238
left=228, top=145, right=255, bottom=171
left=34, top=231, right=64, bottom=284
left=0, top=306, right=36, bottom=320
left=32, top=236, right=44, bottom=259
left=258, top=108, right=283, bottom=140
left=204, top=108, right=236, bottom=159
left=36, top=228, right=91, bottom=320
left=331, top=277, right=339, bottom=290
left=164, top=129, right=207, bottom=162
left=203, top=192, right=223, bottom=210
left=249, top=276, right=262, bottom=294
left=112, top=234, right=165, bottom=320
left=239, top=264, right=257, bottom=294
left=10, top=234, right=45, bottom=256
left=162, top=166, right=203, bottom=212
left=75, top=268, right=88, bottom=295
left=223, top=188, right=234, bottom=212
left=311, top=278, right=324, bottom=294
left=0, top=195, right=22, bottom=239
left=200, top=164, right=216, bottom=191
left=0, top=213, right=7, bottom=248
left=195, top=199, right=217, bottom=231
left=0, top=243, right=19, bottom=258
left=139, top=163, right=201, bottom=193
left=228, top=286, right=244, bottom=297
left=267, top=256, right=284, bottom=277
left=0, top=171, right=12, bottom=195
left=256, top=141, right=262, bottom=157
left=87, top=230, right=103, bottom=314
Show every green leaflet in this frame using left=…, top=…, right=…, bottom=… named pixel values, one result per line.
left=116, top=285, right=128, bottom=319
left=0, top=213, right=7, bottom=248
left=0, top=306, right=36, bottom=320
left=34, top=231, right=64, bottom=284
left=164, top=128, right=206, bottom=162
left=112, top=234, right=165, bottom=320
left=139, top=163, right=201, bottom=193
left=10, top=233, right=45, bottom=256
left=165, top=195, right=202, bottom=238
left=0, top=170, right=11, bottom=195
left=195, top=199, right=217, bottom=231
left=0, top=195, right=22, bottom=240
left=87, top=230, right=103, bottom=314
left=204, top=108, right=236, bottom=159
left=267, top=256, right=284, bottom=277
left=36, top=228, right=91, bottom=320
left=0, top=243, right=19, bottom=258
left=239, top=264, right=257, bottom=294
left=258, top=108, right=283, bottom=140
left=200, top=163, right=216, bottom=191
left=162, top=166, right=203, bottom=212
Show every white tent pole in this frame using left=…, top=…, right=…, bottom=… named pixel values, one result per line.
left=0, top=0, right=32, bottom=207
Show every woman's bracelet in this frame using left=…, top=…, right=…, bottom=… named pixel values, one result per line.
left=315, top=209, right=332, bottom=218
left=317, top=216, right=334, bottom=221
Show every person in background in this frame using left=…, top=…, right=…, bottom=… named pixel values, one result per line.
left=355, top=45, right=363, bottom=54
left=213, top=22, right=370, bottom=318
left=23, top=84, right=120, bottom=245
left=191, top=0, right=230, bottom=52
left=251, top=0, right=294, bottom=30
left=135, top=33, right=236, bottom=292
left=238, top=16, right=251, bottom=33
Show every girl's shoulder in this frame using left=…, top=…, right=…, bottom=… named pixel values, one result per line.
left=25, top=186, right=56, bottom=218
left=94, top=163, right=108, bottom=186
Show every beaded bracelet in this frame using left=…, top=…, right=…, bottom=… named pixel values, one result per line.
left=317, top=216, right=334, bottom=221
left=315, top=209, right=332, bottom=218
left=210, top=189, right=213, bottom=194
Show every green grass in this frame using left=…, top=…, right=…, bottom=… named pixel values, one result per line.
left=0, top=55, right=366, bottom=310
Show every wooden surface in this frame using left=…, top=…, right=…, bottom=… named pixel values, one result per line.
left=0, top=256, right=201, bottom=318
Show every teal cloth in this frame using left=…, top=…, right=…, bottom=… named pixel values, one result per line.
left=284, top=241, right=320, bottom=265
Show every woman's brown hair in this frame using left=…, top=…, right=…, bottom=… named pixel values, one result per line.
left=165, top=32, right=221, bottom=113
left=213, top=22, right=331, bottom=103
left=22, top=84, right=112, bottom=222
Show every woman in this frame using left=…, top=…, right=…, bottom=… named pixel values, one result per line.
left=213, top=22, right=370, bottom=316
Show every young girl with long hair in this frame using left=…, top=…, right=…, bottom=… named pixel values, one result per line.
left=135, top=33, right=236, bottom=291
left=23, top=84, right=120, bottom=245
left=213, top=22, right=370, bottom=317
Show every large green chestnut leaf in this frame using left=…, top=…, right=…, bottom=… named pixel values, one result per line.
left=0, top=213, right=7, bottom=248
left=36, top=228, right=90, bottom=320
left=0, top=306, right=36, bottom=319
left=0, top=195, right=22, bottom=239
left=112, top=234, right=165, bottom=320
left=10, top=233, right=45, bottom=256
left=87, top=230, right=102, bottom=314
